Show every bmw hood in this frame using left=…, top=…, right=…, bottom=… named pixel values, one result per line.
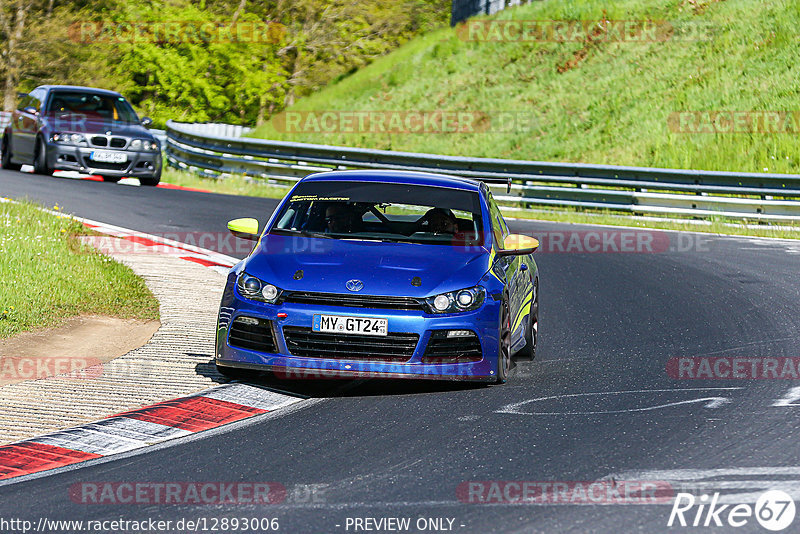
left=242, top=235, right=491, bottom=297
left=42, top=115, right=154, bottom=139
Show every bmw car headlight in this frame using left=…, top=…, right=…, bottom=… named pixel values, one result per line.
left=425, top=286, right=486, bottom=314
left=236, top=272, right=282, bottom=304
left=52, top=132, right=86, bottom=146
left=129, top=139, right=159, bottom=151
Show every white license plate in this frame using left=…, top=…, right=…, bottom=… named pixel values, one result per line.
left=312, top=314, right=388, bottom=336
left=90, top=150, right=127, bottom=163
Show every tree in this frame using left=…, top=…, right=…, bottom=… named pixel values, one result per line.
left=0, top=0, right=37, bottom=110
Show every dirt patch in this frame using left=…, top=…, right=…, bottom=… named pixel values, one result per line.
left=0, top=315, right=160, bottom=386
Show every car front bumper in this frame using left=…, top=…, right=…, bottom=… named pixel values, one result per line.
left=215, top=279, right=502, bottom=382
left=46, top=142, right=161, bottom=178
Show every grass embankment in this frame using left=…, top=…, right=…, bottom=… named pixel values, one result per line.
left=162, top=0, right=800, bottom=238
left=0, top=200, right=159, bottom=338
left=248, top=0, right=800, bottom=175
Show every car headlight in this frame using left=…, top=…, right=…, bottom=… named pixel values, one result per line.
left=236, top=272, right=282, bottom=304
left=52, top=132, right=86, bottom=146
left=425, top=286, right=485, bottom=313
left=130, top=139, right=159, bottom=151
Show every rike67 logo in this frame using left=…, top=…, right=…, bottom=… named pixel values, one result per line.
left=668, top=490, right=796, bottom=531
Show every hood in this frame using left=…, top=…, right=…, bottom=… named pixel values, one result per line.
left=42, top=115, right=154, bottom=139
left=243, top=235, right=490, bottom=298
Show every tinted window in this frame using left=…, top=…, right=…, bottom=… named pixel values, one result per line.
left=271, top=180, right=484, bottom=247
left=45, top=91, right=139, bottom=123
left=17, top=95, right=34, bottom=111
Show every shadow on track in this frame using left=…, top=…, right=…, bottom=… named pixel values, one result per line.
left=193, top=357, right=491, bottom=398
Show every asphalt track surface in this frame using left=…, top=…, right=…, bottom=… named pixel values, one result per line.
left=2, top=169, right=800, bottom=533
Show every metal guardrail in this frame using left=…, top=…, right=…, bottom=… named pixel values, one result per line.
left=163, top=119, right=800, bottom=221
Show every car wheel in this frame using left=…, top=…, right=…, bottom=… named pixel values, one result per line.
left=215, top=363, right=254, bottom=381
left=495, top=296, right=512, bottom=384
left=1, top=136, right=22, bottom=171
left=33, top=137, right=53, bottom=176
left=100, top=175, right=121, bottom=183
left=139, top=166, right=161, bottom=187
left=516, top=277, right=538, bottom=360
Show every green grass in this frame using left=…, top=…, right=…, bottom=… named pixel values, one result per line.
left=248, top=0, right=800, bottom=175
left=0, top=200, right=159, bottom=338
left=162, top=167, right=292, bottom=199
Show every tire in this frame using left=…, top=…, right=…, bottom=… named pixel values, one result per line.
left=33, top=137, right=53, bottom=176
left=515, top=277, right=538, bottom=360
left=100, top=175, right=121, bottom=183
left=1, top=136, right=22, bottom=171
left=139, top=165, right=161, bottom=187
left=215, top=363, right=254, bottom=381
left=495, top=296, right=512, bottom=384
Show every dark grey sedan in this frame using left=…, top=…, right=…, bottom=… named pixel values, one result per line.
left=1, top=85, right=162, bottom=185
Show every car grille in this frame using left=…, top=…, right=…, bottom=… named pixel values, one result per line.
left=421, top=330, right=482, bottom=363
left=282, top=291, right=425, bottom=311
left=228, top=316, right=277, bottom=353
left=283, top=326, right=419, bottom=362
left=89, top=136, right=128, bottom=148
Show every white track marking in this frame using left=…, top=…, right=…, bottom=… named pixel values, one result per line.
left=497, top=388, right=743, bottom=415
left=773, top=386, right=800, bottom=407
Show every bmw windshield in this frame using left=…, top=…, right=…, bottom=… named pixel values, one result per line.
left=271, top=181, right=485, bottom=246
left=45, top=91, right=140, bottom=124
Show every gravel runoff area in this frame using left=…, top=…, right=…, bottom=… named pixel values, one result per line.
left=0, top=243, right=228, bottom=444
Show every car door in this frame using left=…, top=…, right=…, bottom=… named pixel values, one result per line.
left=13, top=92, right=42, bottom=161
left=487, top=193, right=532, bottom=345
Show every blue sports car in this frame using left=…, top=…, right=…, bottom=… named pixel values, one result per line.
left=215, top=170, right=539, bottom=383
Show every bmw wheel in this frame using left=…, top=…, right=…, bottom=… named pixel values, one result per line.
left=33, top=137, right=53, bottom=176
left=139, top=166, right=161, bottom=187
left=1, top=136, right=22, bottom=171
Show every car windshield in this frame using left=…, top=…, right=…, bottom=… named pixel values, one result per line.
left=271, top=180, right=485, bottom=246
left=45, top=91, right=140, bottom=124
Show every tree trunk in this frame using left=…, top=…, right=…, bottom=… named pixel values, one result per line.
left=3, top=2, right=30, bottom=112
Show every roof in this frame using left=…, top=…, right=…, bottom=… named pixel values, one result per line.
left=301, top=170, right=483, bottom=192
left=35, top=85, right=123, bottom=97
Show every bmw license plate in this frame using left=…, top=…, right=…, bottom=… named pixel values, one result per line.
left=313, top=314, right=388, bottom=336
left=90, top=150, right=127, bottom=163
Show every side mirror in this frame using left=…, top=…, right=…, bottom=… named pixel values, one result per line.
left=228, top=218, right=260, bottom=241
left=23, top=106, right=38, bottom=115
left=141, top=117, right=153, bottom=128
left=497, top=234, right=539, bottom=256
